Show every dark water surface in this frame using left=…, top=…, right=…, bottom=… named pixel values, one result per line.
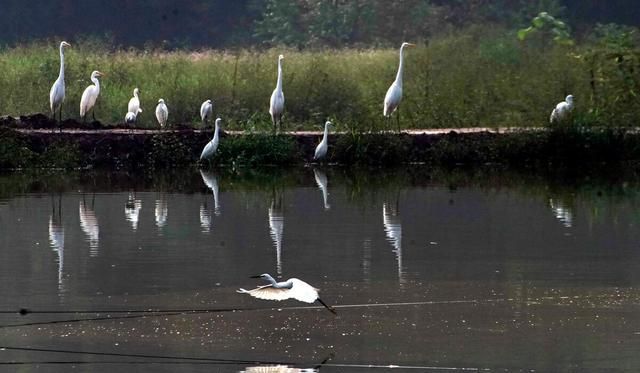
left=0, top=168, right=639, bottom=372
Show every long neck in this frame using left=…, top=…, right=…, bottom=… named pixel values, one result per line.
left=276, top=59, right=283, bottom=91
left=322, top=123, right=329, bottom=142
left=134, top=90, right=138, bottom=99
left=264, top=274, right=277, bottom=285
left=58, top=46, right=65, bottom=81
left=213, top=121, right=219, bottom=141
left=395, top=46, right=406, bottom=87
left=92, top=76, right=100, bottom=92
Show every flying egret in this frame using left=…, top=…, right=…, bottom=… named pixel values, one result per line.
left=549, top=94, right=574, bottom=124
left=79, top=70, right=104, bottom=122
left=313, top=121, right=332, bottom=161
left=269, top=54, right=285, bottom=133
left=237, top=273, right=337, bottom=314
left=200, top=118, right=221, bottom=161
left=125, top=108, right=142, bottom=125
left=383, top=42, right=415, bottom=132
left=49, top=41, right=71, bottom=126
left=200, top=99, right=213, bottom=125
left=155, top=98, right=168, bottom=129
left=128, top=88, right=141, bottom=114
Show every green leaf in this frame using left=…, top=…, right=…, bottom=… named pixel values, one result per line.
left=517, top=27, right=533, bottom=41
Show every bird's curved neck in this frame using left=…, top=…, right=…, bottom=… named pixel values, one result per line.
left=395, top=46, right=406, bottom=87
left=322, top=123, right=330, bottom=141
left=213, top=122, right=220, bottom=140
left=58, top=46, right=66, bottom=80
left=276, top=59, right=283, bottom=91
left=263, top=274, right=278, bottom=285
left=134, top=90, right=139, bottom=99
left=92, top=76, right=100, bottom=91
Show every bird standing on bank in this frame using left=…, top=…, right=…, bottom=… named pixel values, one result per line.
left=237, top=273, right=337, bottom=314
left=383, top=42, right=415, bottom=132
left=550, top=94, right=574, bottom=124
left=128, top=88, right=141, bottom=114
left=155, top=99, right=168, bottom=129
left=200, top=99, right=213, bottom=125
left=200, top=117, right=221, bottom=161
left=125, top=108, right=142, bottom=124
left=79, top=70, right=104, bottom=121
left=314, top=121, right=332, bottom=161
left=49, top=41, right=71, bottom=126
left=269, top=54, right=285, bottom=133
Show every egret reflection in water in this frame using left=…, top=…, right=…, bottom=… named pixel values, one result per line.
left=383, top=200, right=404, bottom=285
left=199, top=170, right=221, bottom=233
left=549, top=197, right=574, bottom=228
left=48, top=195, right=65, bottom=294
left=155, top=196, right=168, bottom=229
left=124, top=192, right=142, bottom=231
left=313, top=168, right=330, bottom=210
left=79, top=196, right=99, bottom=257
left=269, top=187, right=284, bottom=275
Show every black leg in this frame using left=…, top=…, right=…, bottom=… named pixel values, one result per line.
left=316, top=298, right=337, bottom=315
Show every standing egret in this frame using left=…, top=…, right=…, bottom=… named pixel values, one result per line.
left=200, top=118, right=221, bottom=161
left=128, top=88, right=141, bottom=114
left=237, top=273, right=337, bottom=314
left=79, top=70, right=104, bottom=122
left=125, top=108, right=142, bottom=125
left=155, top=99, right=168, bottom=129
left=550, top=94, right=574, bottom=124
left=313, top=121, right=332, bottom=161
left=200, top=99, right=213, bottom=125
left=383, top=42, right=415, bottom=132
left=49, top=41, right=71, bottom=127
left=269, top=54, right=285, bottom=133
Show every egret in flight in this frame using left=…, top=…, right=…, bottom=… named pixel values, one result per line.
left=128, top=88, right=141, bottom=114
left=155, top=99, right=168, bottom=129
left=269, top=54, right=285, bottom=133
left=550, top=94, right=574, bottom=124
left=49, top=41, right=71, bottom=126
left=200, top=118, right=221, bottom=161
left=79, top=71, right=104, bottom=122
left=200, top=99, right=213, bottom=125
left=237, top=273, right=337, bottom=314
left=313, top=121, right=332, bottom=161
left=383, top=42, right=415, bottom=132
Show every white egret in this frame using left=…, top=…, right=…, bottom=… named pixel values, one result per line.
left=125, top=108, right=142, bottom=124
left=128, top=88, right=141, bottom=114
left=79, top=70, right=104, bottom=121
left=313, top=121, right=332, bottom=161
left=237, top=273, right=336, bottom=314
left=550, top=94, right=574, bottom=124
left=383, top=42, right=415, bottom=132
left=200, top=118, right=221, bottom=161
left=200, top=99, right=213, bottom=125
left=49, top=41, right=71, bottom=125
left=155, top=98, right=168, bottom=129
left=269, top=54, right=285, bottom=133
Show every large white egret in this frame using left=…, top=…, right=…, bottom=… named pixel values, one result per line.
left=269, top=54, right=285, bottom=133
left=200, top=118, right=221, bottom=161
left=155, top=98, right=168, bottom=129
left=237, top=273, right=336, bottom=314
left=49, top=41, right=71, bottom=124
left=79, top=70, right=104, bottom=121
left=128, top=88, right=141, bottom=114
left=313, top=121, right=332, bottom=161
left=200, top=99, right=213, bottom=125
left=383, top=42, right=415, bottom=131
left=549, top=94, right=574, bottom=124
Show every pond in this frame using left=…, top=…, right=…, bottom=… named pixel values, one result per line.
left=0, top=167, right=639, bottom=372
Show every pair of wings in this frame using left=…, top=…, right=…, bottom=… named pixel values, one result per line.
left=238, top=279, right=318, bottom=304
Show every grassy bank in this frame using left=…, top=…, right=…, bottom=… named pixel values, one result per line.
left=0, top=27, right=637, bottom=131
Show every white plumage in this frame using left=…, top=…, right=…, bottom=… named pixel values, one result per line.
left=155, top=98, right=168, bottom=128
left=79, top=70, right=104, bottom=120
left=550, top=94, right=574, bottom=124
left=125, top=108, right=142, bottom=124
left=200, top=118, right=221, bottom=160
left=128, top=88, right=141, bottom=114
left=383, top=42, right=415, bottom=122
left=269, top=54, right=285, bottom=132
left=49, top=41, right=71, bottom=121
left=313, top=121, right=332, bottom=160
left=200, top=99, right=213, bottom=124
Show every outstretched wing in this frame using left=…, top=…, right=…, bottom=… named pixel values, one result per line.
left=237, top=285, right=293, bottom=302
left=288, top=279, right=319, bottom=303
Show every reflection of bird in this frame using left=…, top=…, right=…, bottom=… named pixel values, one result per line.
left=48, top=195, right=65, bottom=294
left=313, top=121, right=332, bottom=161
left=269, top=54, right=285, bottom=133
left=383, top=42, right=415, bottom=131
left=128, top=88, right=141, bottom=114
left=79, top=70, right=104, bottom=121
left=549, top=198, right=573, bottom=228
left=383, top=202, right=404, bottom=284
left=313, top=168, right=330, bottom=210
left=49, top=41, right=71, bottom=124
left=268, top=190, right=284, bottom=275
left=200, top=99, right=213, bottom=125
left=200, top=118, right=221, bottom=161
left=550, top=94, right=574, bottom=124
left=79, top=199, right=100, bottom=257
left=125, top=108, right=142, bottom=124
left=155, top=198, right=168, bottom=228
left=237, top=273, right=336, bottom=314
left=155, top=99, right=168, bottom=129
left=200, top=169, right=220, bottom=215
left=200, top=204, right=212, bottom=233
left=124, top=193, right=142, bottom=231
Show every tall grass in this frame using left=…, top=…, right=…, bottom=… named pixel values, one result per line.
left=0, top=28, right=636, bottom=130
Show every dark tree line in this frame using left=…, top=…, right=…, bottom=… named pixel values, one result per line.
left=1, top=0, right=638, bottom=49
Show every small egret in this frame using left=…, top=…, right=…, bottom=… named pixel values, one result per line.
left=269, top=54, right=285, bottom=133
left=237, top=273, right=336, bottom=314
left=383, top=42, right=415, bottom=132
left=313, top=121, right=332, bottom=161
left=49, top=41, right=71, bottom=126
left=128, top=88, right=141, bottom=114
left=550, top=94, right=574, bottom=124
left=155, top=99, right=168, bottom=129
left=79, top=70, right=104, bottom=121
left=200, top=99, right=213, bottom=125
left=200, top=118, right=221, bottom=161
left=125, top=108, right=142, bottom=125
